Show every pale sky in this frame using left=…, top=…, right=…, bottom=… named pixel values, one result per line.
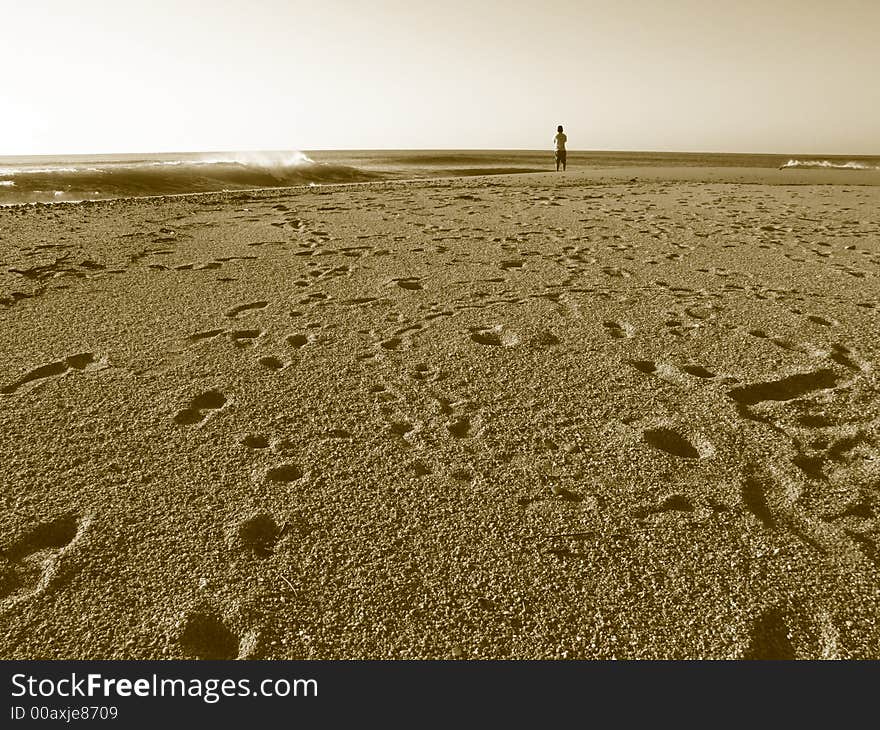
left=3, top=0, right=878, bottom=155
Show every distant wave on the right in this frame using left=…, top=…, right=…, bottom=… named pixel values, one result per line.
left=781, top=158, right=880, bottom=170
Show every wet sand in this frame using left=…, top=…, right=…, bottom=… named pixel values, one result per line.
left=1, top=167, right=878, bottom=658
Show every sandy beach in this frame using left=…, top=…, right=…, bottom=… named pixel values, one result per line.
left=1, top=167, right=878, bottom=659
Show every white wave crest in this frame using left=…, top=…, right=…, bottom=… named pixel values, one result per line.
left=115, top=151, right=314, bottom=170
left=781, top=159, right=879, bottom=170
left=0, top=166, right=81, bottom=175
left=0, top=180, right=14, bottom=187
left=195, top=150, right=315, bottom=167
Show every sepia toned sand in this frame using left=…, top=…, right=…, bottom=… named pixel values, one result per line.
left=1, top=167, right=879, bottom=659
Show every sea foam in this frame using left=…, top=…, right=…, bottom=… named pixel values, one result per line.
left=781, top=159, right=879, bottom=170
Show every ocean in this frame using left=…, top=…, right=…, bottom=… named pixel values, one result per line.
left=1, top=149, right=878, bottom=205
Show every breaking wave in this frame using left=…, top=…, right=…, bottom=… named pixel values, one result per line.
left=0, top=151, right=385, bottom=204
left=781, top=159, right=879, bottom=171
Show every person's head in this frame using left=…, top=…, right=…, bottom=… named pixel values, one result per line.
left=557, top=125, right=563, bottom=133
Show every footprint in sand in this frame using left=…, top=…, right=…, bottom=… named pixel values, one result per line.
left=680, top=364, right=716, bottom=379
left=411, top=460, right=433, bottom=477
left=187, top=328, right=225, bottom=343
left=369, top=382, right=398, bottom=404
left=229, top=329, right=263, bottom=347
left=630, top=492, right=696, bottom=519
left=227, top=513, right=281, bottom=558
left=828, top=343, right=869, bottom=372
left=602, top=321, right=634, bottom=339
left=257, top=355, right=286, bottom=371
left=264, top=464, right=303, bottom=483
left=388, top=419, right=416, bottom=438
left=1, top=353, right=105, bottom=395
left=727, top=369, right=838, bottom=406
left=285, top=333, right=310, bottom=349
left=629, top=359, right=658, bottom=375
left=469, top=326, right=520, bottom=347
left=651, top=493, right=695, bottom=513
left=602, top=266, right=631, bottom=278
left=807, top=314, right=833, bottom=327
left=177, top=607, right=243, bottom=660
left=225, top=301, right=269, bottom=318
left=0, top=513, right=88, bottom=603
left=740, top=607, right=796, bottom=659
left=642, top=427, right=712, bottom=459
left=447, top=417, right=472, bottom=439
left=739, top=469, right=779, bottom=528
left=242, top=434, right=270, bottom=449
left=394, top=278, right=423, bottom=291
left=411, top=363, right=444, bottom=382
left=173, top=389, right=227, bottom=426
left=380, top=337, right=403, bottom=351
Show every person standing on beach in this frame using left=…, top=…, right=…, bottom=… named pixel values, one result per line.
left=554, top=125, right=567, bottom=171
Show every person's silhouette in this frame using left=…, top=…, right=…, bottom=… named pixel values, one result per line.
left=554, top=125, right=567, bottom=171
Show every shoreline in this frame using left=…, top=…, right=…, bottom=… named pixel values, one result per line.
left=2, top=165, right=879, bottom=210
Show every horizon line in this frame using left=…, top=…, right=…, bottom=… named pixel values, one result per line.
left=2, top=147, right=878, bottom=160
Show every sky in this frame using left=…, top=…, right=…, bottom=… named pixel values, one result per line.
left=3, top=0, right=878, bottom=155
